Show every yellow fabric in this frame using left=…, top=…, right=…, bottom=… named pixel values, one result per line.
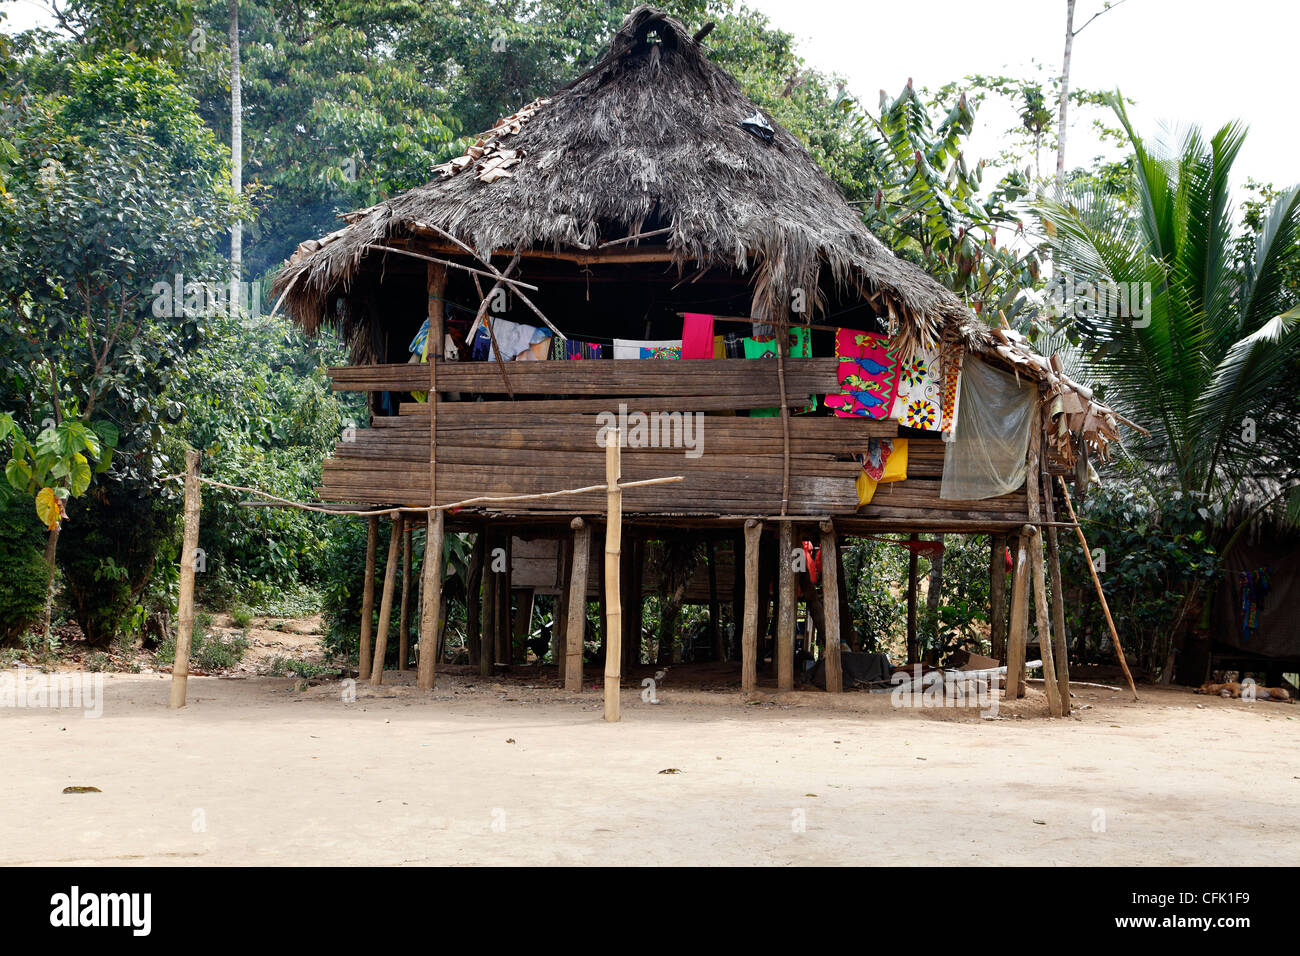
left=855, top=439, right=909, bottom=506
left=713, top=335, right=726, bottom=358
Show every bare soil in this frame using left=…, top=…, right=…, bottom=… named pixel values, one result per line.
left=2, top=661, right=1297, bottom=866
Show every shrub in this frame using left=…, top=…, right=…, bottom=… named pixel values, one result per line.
left=0, top=494, right=54, bottom=645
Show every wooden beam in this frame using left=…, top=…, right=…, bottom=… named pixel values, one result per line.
left=358, top=514, right=378, bottom=681
left=604, top=429, right=623, bottom=722
left=741, top=518, right=763, bottom=691
left=777, top=521, right=795, bottom=691
left=565, top=517, right=590, bottom=691
left=819, top=520, right=843, bottom=693
left=370, top=514, right=402, bottom=685
left=168, top=448, right=202, bottom=709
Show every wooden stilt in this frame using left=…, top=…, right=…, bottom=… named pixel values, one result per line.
left=819, top=520, right=843, bottom=693
left=514, top=588, right=535, bottom=660
left=465, top=532, right=484, bottom=667
left=1058, top=476, right=1139, bottom=701
left=480, top=535, right=495, bottom=677
left=604, top=429, right=623, bottom=722
left=397, top=517, right=411, bottom=670
left=417, top=260, right=447, bottom=691
left=370, top=513, right=401, bottom=685
left=731, top=533, right=745, bottom=661
left=1043, top=470, right=1071, bottom=712
left=552, top=536, right=570, bottom=668
left=741, top=518, right=762, bottom=692
left=358, top=514, right=378, bottom=681
left=169, top=448, right=202, bottom=709
left=707, top=539, right=722, bottom=663
left=500, top=534, right=514, bottom=666
left=777, top=521, right=795, bottom=691
left=1005, top=532, right=1031, bottom=699
left=906, top=532, right=920, bottom=664
left=1028, top=527, right=1064, bottom=716
left=565, top=517, right=590, bottom=691
left=989, top=533, right=1008, bottom=662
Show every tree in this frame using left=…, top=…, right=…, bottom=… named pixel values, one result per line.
left=1055, top=0, right=1131, bottom=194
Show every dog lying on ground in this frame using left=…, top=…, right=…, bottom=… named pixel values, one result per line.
left=1197, top=681, right=1293, bottom=703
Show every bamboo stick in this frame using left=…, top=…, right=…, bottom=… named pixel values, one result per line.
left=169, top=449, right=202, bottom=709
left=1057, top=476, right=1139, bottom=701
left=358, top=515, right=378, bottom=681
left=370, top=514, right=401, bottom=685
left=604, top=429, right=623, bottom=722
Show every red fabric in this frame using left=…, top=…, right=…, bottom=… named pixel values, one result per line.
left=801, top=541, right=821, bottom=584
left=681, top=312, right=715, bottom=359
left=1005, top=546, right=1013, bottom=573
left=902, top=540, right=945, bottom=559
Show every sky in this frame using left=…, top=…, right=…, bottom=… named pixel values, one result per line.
left=745, top=0, right=1299, bottom=196
left=3, top=0, right=1296, bottom=195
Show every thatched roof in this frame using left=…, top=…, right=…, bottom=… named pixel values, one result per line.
left=272, top=5, right=978, bottom=351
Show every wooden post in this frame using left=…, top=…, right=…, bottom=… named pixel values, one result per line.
left=418, top=260, right=447, bottom=691
left=741, top=519, right=763, bottom=691
left=1043, top=482, right=1071, bottom=712
left=1058, top=476, right=1139, bottom=701
left=500, top=534, right=514, bottom=665
left=1028, top=526, right=1064, bottom=716
left=604, top=429, right=623, bottom=722
left=989, top=533, right=1008, bottom=662
left=370, top=513, right=402, bottom=685
left=480, top=535, right=496, bottom=677
left=514, top=588, right=535, bottom=658
left=706, top=539, right=722, bottom=662
left=731, top=532, right=745, bottom=661
left=1005, top=533, right=1031, bottom=699
left=169, top=449, right=202, bottom=709
left=397, top=517, right=411, bottom=670
left=565, top=517, right=590, bottom=691
left=552, top=536, right=570, bottom=668
left=906, top=533, right=919, bottom=664
left=465, top=532, right=484, bottom=667
left=776, top=521, right=795, bottom=691
left=819, top=520, right=843, bottom=693
left=358, top=514, right=378, bottom=681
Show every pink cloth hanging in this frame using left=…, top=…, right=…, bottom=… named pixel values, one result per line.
left=681, top=312, right=716, bottom=360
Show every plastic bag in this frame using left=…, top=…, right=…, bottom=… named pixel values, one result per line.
left=940, top=357, right=1036, bottom=501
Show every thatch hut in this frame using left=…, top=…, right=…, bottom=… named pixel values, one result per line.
left=271, top=6, right=1131, bottom=708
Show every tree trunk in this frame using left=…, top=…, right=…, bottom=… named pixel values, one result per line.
left=41, top=524, right=60, bottom=643
left=1055, top=0, right=1075, bottom=195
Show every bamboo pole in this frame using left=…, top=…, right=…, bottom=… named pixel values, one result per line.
left=370, top=514, right=401, bottom=685
left=397, top=517, right=411, bottom=670
left=1057, top=476, right=1139, bottom=701
left=169, top=449, right=202, bottom=709
left=358, top=515, right=378, bottom=681
left=418, top=261, right=447, bottom=691
left=741, top=519, right=763, bottom=691
left=819, top=520, right=843, bottom=693
left=604, top=429, right=623, bottom=722
left=565, top=518, right=590, bottom=691
left=776, top=521, right=795, bottom=690
left=1005, top=533, right=1031, bottom=699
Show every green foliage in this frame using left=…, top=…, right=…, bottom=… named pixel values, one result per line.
left=0, top=494, right=50, bottom=643
left=0, top=414, right=117, bottom=530
left=159, top=610, right=249, bottom=671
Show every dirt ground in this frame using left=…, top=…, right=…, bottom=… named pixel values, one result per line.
left=2, top=663, right=1298, bottom=866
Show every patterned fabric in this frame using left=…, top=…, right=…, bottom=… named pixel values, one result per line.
left=891, top=343, right=944, bottom=432
left=824, top=328, right=901, bottom=420
left=854, top=438, right=908, bottom=506
left=1240, top=567, right=1271, bottom=641
left=640, top=345, right=681, bottom=359
left=743, top=328, right=815, bottom=415
left=940, top=343, right=964, bottom=438
left=551, top=337, right=604, bottom=360
left=613, top=338, right=681, bottom=359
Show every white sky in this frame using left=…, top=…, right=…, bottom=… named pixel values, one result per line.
left=746, top=0, right=1299, bottom=196
left=4, top=0, right=1295, bottom=195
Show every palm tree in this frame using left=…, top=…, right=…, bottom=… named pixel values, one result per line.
left=1035, top=96, right=1300, bottom=542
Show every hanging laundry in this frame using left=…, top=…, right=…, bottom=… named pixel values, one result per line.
left=891, top=342, right=944, bottom=432
left=801, top=541, right=821, bottom=584
left=854, top=437, right=908, bottom=506
left=613, top=338, right=682, bottom=359
left=824, top=328, right=901, bottom=420
left=681, top=313, right=716, bottom=359
left=1240, top=567, right=1271, bottom=642
left=744, top=327, right=815, bottom=415
left=472, top=317, right=552, bottom=362
left=722, top=332, right=746, bottom=358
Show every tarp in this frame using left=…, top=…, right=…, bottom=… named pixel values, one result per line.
left=940, top=357, right=1037, bottom=500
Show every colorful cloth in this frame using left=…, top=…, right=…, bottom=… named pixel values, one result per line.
left=824, top=328, right=901, bottom=419
left=940, top=343, right=963, bottom=440
left=613, top=338, right=681, bottom=360
left=549, top=336, right=605, bottom=360
left=681, top=313, right=715, bottom=359
left=891, top=343, right=944, bottom=432
left=743, top=327, right=815, bottom=416
left=1240, top=567, right=1271, bottom=642
left=854, top=438, right=908, bottom=506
